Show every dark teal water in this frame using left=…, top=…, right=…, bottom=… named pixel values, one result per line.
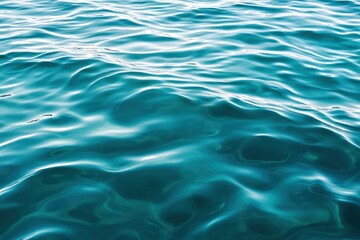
left=1, top=0, right=360, bottom=239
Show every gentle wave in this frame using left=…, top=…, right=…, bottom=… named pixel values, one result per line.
left=1, top=0, right=360, bottom=239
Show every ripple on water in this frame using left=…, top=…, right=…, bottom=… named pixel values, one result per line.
left=1, top=0, right=360, bottom=239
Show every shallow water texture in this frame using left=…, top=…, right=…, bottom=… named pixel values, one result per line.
left=1, top=0, right=360, bottom=239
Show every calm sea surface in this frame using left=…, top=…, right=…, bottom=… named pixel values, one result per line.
left=1, top=0, right=360, bottom=239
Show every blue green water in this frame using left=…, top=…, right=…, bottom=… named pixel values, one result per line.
left=1, top=0, right=360, bottom=239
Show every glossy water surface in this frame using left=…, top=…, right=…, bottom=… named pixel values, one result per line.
left=1, top=0, right=360, bottom=239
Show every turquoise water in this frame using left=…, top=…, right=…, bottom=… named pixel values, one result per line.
left=1, top=0, right=360, bottom=239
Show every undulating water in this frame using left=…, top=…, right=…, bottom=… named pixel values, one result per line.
left=1, top=0, right=360, bottom=239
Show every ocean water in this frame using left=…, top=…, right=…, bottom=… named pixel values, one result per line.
left=1, top=0, right=360, bottom=239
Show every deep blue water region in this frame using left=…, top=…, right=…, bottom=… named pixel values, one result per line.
left=1, top=0, right=360, bottom=239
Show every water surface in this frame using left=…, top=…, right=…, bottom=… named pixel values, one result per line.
left=1, top=0, right=360, bottom=239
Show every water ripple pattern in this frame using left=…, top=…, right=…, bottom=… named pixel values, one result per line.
left=1, top=0, right=360, bottom=239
